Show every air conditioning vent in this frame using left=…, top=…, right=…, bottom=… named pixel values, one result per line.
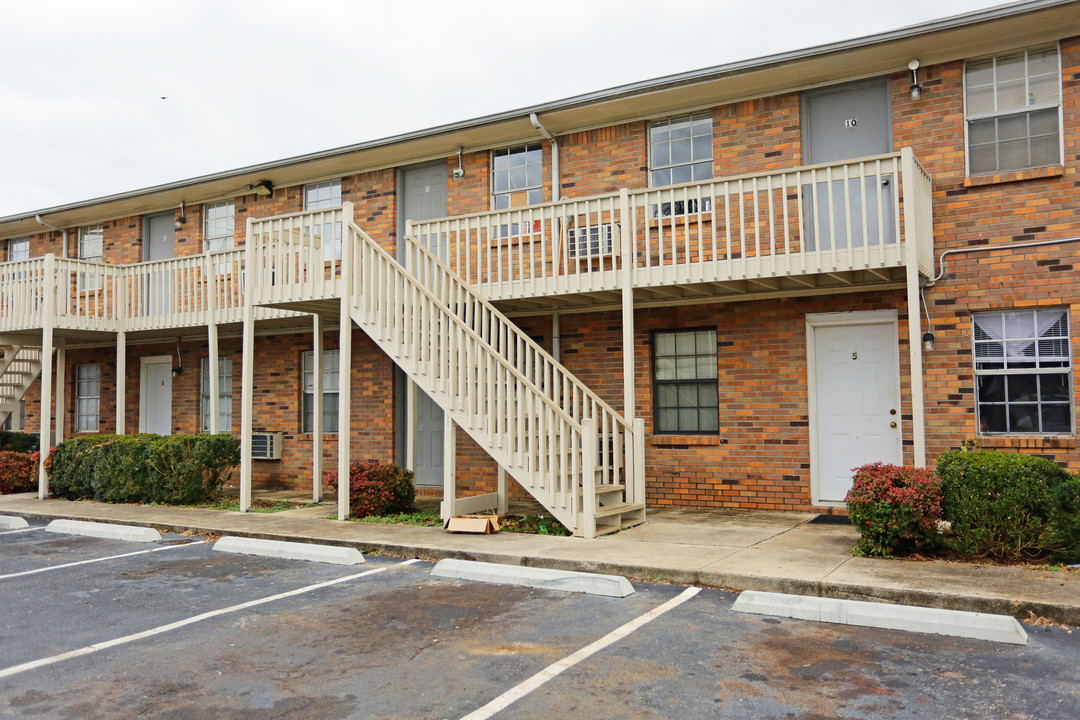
left=251, top=432, right=283, bottom=460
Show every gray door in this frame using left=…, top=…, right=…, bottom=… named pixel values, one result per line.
left=400, top=163, right=448, bottom=487
left=803, top=80, right=894, bottom=250
left=144, top=212, right=175, bottom=315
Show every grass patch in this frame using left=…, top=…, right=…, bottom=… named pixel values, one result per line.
left=153, top=496, right=320, bottom=513
left=356, top=508, right=443, bottom=527
left=500, top=514, right=571, bottom=536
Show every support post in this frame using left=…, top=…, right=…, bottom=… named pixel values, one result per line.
left=440, top=412, right=457, bottom=521
left=497, top=466, right=509, bottom=515
left=239, top=217, right=256, bottom=513
left=54, top=339, right=65, bottom=444
left=902, top=147, right=927, bottom=468
left=336, top=218, right=354, bottom=521
left=38, top=254, right=55, bottom=498
left=115, top=331, right=126, bottom=434
left=208, top=323, right=219, bottom=435
left=581, top=417, right=598, bottom=539
left=633, top=417, right=646, bottom=508
left=405, top=380, right=418, bottom=474
left=618, top=188, right=635, bottom=423
left=312, top=313, right=324, bottom=503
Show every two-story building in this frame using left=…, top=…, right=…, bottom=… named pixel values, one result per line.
left=1, top=0, right=1077, bottom=536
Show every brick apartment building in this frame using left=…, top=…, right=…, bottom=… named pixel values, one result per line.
left=1, top=1, right=1078, bottom=536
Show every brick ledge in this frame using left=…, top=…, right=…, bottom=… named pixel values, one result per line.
left=963, top=165, right=1064, bottom=188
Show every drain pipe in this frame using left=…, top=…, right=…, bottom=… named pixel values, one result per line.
left=529, top=112, right=559, bottom=200
left=934, top=235, right=1080, bottom=282
left=35, top=215, right=68, bottom=257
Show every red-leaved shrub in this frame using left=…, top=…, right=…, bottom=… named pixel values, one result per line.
left=0, top=451, right=38, bottom=494
left=325, top=460, right=415, bottom=518
left=845, top=462, right=942, bottom=557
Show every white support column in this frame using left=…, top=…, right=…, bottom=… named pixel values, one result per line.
left=902, top=148, right=927, bottom=468
left=552, top=310, right=561, bottom=362
left=239, top=217, right=256, bottom=513
left=581, top=417, right=598, bottom=539
left=633, top=417, right=646, bottom=507
left=208, top=323, right=219, bottom=435
left=312, top=313, right=324, bottom=503
left=54, top=339, right=65, bottom=445
left=38, top=254, right=55, bottom=498
left=619, top=188, right=635, bottom=423
left=405, top=380, right=418, bottom=474
left=497, top=466, right=509, bottom=515
left=440, top=412, right=457, bottom=522
left=115, top=331, right=126, bottom=435
left=337, top=301, right=353, bottom=520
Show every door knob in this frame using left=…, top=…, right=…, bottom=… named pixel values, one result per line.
left=890, top=421, right=897, bottom=428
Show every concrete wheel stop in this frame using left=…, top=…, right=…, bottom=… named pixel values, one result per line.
left=213, top=536, right=365, bottom=565
left=431, top=558, right=635, bottom=597
left=45, top=519, right=162, bottom=543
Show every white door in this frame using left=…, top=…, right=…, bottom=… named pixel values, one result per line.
left=414, top=389, right=444, bottom=487
left=140, top=357, right=173, bottom=435
left=811, top=317, right=901, bottom=505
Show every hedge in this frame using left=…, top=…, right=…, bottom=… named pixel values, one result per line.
left=326, top=460, right=415, bottom=518
left=0, top=450, right=37, bottom=494
left=846, top=462, right=943, bottom=557
left=0, top=431, right=38, bottom=453
left=48, top=433, right=240, bottom=505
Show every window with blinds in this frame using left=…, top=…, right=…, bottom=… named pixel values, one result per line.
left=973, top=308, right=1072, bottom=434
left=964, top=45, right=1062, bottom=176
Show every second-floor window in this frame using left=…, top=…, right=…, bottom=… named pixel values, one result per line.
left=203, top=201, right=235, bottom=253
left=79, top=224, right=103, bottom=290
left=492, top=145, right=542, bottom=210
left=965, top=44, right=1062, bottom=176
left=649, top=114, right=713, bottom=217
left=303, top=179, right=342, bottom=261
left=7, top=237, right=28, bottom=262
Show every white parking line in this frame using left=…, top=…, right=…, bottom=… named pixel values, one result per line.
left=0, top=541, right=207, bottom=581
left=0, top=528, right=40, bottom=536
left=0, top=558, right=421, bottom=680
left=460, top=586, right=701, bottom=720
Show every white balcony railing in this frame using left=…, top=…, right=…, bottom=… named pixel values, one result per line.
left=409, top=148, right=933, bottom=302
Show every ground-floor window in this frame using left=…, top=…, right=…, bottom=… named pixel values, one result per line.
left=75, top=364, right=101, bottom=432
left=973, top=308, right=1072, bottom=434
left=200, top=356, right=233, bottom=433
left=652, top=328, right=719, bottom=434
left=302, top=349, right=339, bottom=433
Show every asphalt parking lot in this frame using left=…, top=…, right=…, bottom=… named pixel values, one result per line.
left=1, top=520, right=1078, bottom=720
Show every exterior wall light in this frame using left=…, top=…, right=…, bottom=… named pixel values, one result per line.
left=909, top=59, right=923, bottom=100
left=922, top=331, right=935, bottom=352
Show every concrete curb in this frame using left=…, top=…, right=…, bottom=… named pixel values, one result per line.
left=431, top=558, right=634, bottom=597
left=4, top=508, right=1078, bottom=626
left=45, top=519, right=162, bottom=543
left=0, top=516, right=29, bottom=530
left=213, top=536, right=365, bottom=565
left=732, top=590, right=1029, bottom=645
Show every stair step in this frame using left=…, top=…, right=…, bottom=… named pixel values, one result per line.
left=595, top=483, right=625, bottom=495
left=594, top=502, right=645, bottom=519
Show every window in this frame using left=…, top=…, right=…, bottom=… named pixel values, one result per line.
left=302, top=349, right=339, bottom=433
left=79, top=224, right=103, bottom=290
left=7, top=237, right=28, bottom=262
left=203, top=201, right=235, bottom=253
left=649, top=114, right=713, bottom=216
left=200, top=356, right=233, bottom=433
left=303, top=180, right=343, bottom=260
left=75, top=364, right=101, bottom=432
left=652, top=328, right=719, bottom=434
left=974, top=308, right=1071, bottom=435
left=965, top=44, right=1062, bottom=175
left=567, top=224, right=613, bottom=260
left=492, top=145, right=543, bottom=210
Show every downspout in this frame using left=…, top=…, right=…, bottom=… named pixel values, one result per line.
left=35, top=215, right=67, bottom=257
left=529, top=112, right=559, bottom=200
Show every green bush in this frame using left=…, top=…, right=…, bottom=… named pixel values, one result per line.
left=48, top=433, right=239, bottom=504
left=845, top=462, right=942, bottom=557
left=0, top=450, right=37, bottom=494
left=937, top=448, right=1072, bottom=560
left=1046, top=475, right=1080, bottom=564
left=326, top=460, right=415, bottom=518
left=0, top=431, right=38, bottom=453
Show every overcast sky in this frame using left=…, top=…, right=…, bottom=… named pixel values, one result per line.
left=0, top=0, right=1008, bottom=217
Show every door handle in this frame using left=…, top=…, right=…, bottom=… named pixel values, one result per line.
left=890, top=421, right=897, bottom=428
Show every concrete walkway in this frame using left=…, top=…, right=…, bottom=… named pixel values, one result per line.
left=1, top=493, right=1077, bottom=625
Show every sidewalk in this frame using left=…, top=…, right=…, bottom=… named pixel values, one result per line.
left=2, top=493, right=1077, bottom=626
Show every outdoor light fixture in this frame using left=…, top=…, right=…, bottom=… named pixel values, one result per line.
left=922, top=330, right=935, bottom=352
left=250, top=180, right=274, bottom=197
left=174, top=201, right=186, bottom=230
left=908, top=59, right=923, bottom=100
left=452, top=147, right=465, bottom=179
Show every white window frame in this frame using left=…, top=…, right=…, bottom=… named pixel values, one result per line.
left=648, top=113, right=713, bottom=217
left=203, top=200, right=235, bottom=253
left=7, top=237, right=29, bottom=262
left=302, top=349, right=339, bottom=433
left=491, top=145, right=543, bottom=211
left=963, top=43, right=1063, bottom=177
left=78, top=224, right=104, bottom=291
left=972, top=308, right=1073, bottom=436
left=303, top=179, right=343, bottom=261
left=75, top=364, right=101, bottom=433
left=200, top=356, right=233, bottom=433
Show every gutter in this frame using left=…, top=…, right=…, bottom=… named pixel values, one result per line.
left=529, top=113, right=559, bottom=200
left=35, top=215, right=67, bottom=257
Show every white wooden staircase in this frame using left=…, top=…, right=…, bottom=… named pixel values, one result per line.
left=246, top=204, right=646, bottom=537
left=0, top=344, right=42, bottom=429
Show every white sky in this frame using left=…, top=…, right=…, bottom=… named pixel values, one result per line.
left=0, top=0, right=1008, bottom=217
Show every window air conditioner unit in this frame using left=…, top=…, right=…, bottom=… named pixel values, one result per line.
left=251, top=432, right=283, bottom=460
